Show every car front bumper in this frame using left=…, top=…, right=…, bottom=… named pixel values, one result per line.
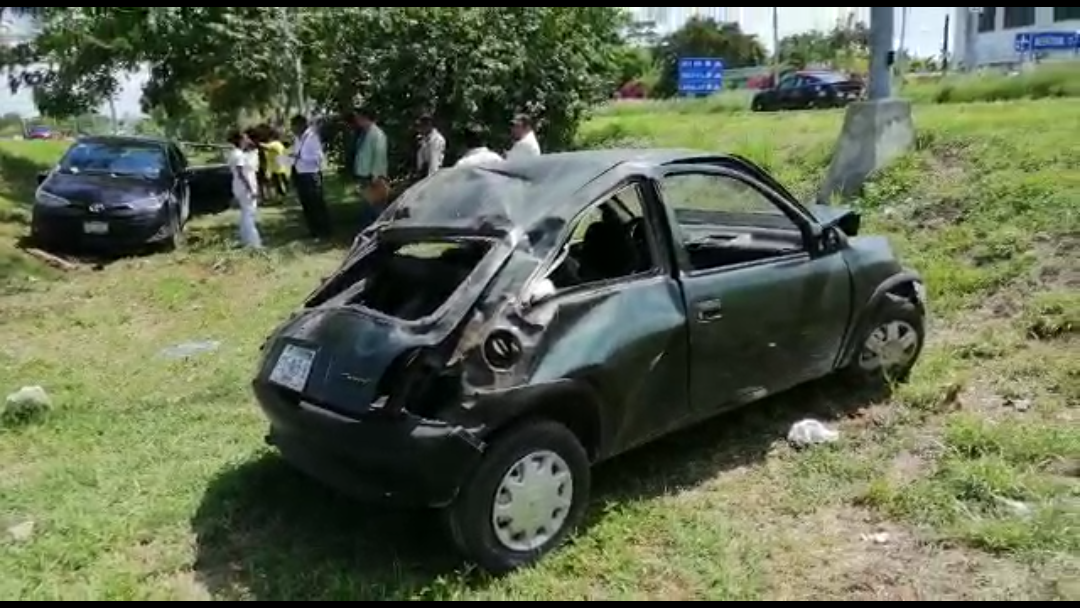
left=30, top=204, right=173, bottom=251
left=253, top=380, right=485, bottom=508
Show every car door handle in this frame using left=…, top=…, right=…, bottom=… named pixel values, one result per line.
left=696, top=299, right=724, bottom=322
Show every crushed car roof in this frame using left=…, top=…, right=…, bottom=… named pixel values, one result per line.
left=381, top=148, right=713, bottom=237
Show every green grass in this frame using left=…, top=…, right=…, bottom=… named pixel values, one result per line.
left=595, top=61, right=1080, bottom=117
left=1, top=97, right=1078, bottom=600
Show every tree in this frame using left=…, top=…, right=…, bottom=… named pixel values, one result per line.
left=777, top=19, right=869, bottom=72
left=653, top=17, right=766, bottom=98
left=301, top=8, right=627, bottom=168
left=2, top=8, right=628, bottom=171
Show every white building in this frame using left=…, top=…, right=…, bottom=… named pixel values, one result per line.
left=954, top=7, right=1080, bottom=67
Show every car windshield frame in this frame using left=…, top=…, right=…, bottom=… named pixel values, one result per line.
left=58, top=140, right=169, bottom=178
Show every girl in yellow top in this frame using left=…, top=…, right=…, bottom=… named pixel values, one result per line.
left=262, top=128, right=289, bottom=198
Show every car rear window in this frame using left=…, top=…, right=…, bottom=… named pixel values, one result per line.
left=305, top=238, right=494, bottom=321
left=806, top=71, right=848, bottom=84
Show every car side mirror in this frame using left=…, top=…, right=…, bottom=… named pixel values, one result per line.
left=36, top=171, right=48, bottom=185
left=836, top=212, right=861, bottom=237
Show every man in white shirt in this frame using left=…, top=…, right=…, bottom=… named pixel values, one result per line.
left=455, top=127, right=504, bottom=168
left=290, top=114, right=331, bottom=238
left=505, top=113, right=541, bottom=161
left=416, top=114, right=446, bottom=177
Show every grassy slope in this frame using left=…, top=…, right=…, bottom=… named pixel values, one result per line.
left=0, top=99, right=1077, bottom=600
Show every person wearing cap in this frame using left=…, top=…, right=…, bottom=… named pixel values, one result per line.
left=506, top=113, right=541, bottom=161
left=415, top=114, right=446, bottom=177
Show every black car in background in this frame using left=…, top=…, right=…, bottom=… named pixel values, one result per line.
left=751, top=70, right=864, bottom=112
left=32, top=136, right=232, bottom=252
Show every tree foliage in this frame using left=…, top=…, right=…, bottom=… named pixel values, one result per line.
left=1, top=7, right=628, bottom=170
left=653, top=17, right=767, bottom=98
left=777, top=20, right=870, bottom=71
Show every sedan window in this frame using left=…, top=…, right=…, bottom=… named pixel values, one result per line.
left=59, top=142, right=168, bottom=178
left=661, top=172, right=804, bottom=272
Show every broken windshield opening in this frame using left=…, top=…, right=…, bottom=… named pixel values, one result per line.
left=307, top=238, right=494, bottom=321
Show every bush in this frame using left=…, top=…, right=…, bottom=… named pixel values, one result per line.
left=905, top=61, right=1080, bottom=105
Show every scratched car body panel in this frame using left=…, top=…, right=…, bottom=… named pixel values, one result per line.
left=250, top=148, right=928, bottom=573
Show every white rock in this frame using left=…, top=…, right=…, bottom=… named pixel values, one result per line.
left=787, top=419, right=840, bottom=448
left=5, top=386, right=51, bottom=408
left=3, top=386, right=52, bottom=425
left=7, top=520, right=35, bottom=542
left=861, top=532, right=891, bottom=545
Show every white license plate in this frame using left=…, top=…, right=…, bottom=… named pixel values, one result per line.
left=268, top=344, right=317, bottom=393
left=83, top=221, right=109, bottom=235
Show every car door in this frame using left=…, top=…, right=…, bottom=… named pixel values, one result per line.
left=657, top=165, right=852, bottom=413
left=524, top=179, right=692, bottom=453
left=774, top=74, right=802, bottom=109
left=166, top=144, right=191, bottom=223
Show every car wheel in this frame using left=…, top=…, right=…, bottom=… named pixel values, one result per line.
left=443, top=419, right=590, bottom=574
left=849, top=293, right=925, bottom=383
left=166, top=205, right=186, bottom=251
left=751, top=99, right=764, bottom=112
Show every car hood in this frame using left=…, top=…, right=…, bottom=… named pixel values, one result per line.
left=40, top=172, right=166, bottom=206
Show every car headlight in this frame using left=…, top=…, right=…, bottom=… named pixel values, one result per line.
left=127, top=195, right=166, bottom=210
left=34, top=189, right=68, bottom=207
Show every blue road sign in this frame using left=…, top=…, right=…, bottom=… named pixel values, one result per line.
left=678, top=57, right=724, bottom=96
left=1014, top=31, right=1080, bottom=53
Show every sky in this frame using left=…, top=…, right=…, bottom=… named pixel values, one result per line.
left=0, top=7, right=955, bottom=117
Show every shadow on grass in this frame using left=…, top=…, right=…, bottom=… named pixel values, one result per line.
left=187, top=179, right=376, bottom=254
left=191, top=375, right=888, bottom=600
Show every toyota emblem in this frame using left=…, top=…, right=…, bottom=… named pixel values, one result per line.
left=88, top=203, right=104, bottom=213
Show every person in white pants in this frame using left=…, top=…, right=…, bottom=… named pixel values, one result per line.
left=227, top=130, right=263, bottom=249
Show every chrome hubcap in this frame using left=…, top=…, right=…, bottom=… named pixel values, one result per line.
left=859, top=320, right=919, bottom=371
left=491, top=450, right=573, bottom=552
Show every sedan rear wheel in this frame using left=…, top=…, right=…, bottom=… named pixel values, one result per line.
left=443, top=420, right=590, bottom=574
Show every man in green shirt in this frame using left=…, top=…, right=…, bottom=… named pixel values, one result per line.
left=349, top=107, right=389, bottom=211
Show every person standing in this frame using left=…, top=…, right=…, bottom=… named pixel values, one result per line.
left=455, top=127, right=503, bottom=167
left=349, top=107, right=389, bottom=226
left=227, top=130, right=263, bottom=249
left=290, top=114, right=331, bottom=238
left=506, top=113, right=541, bottom=161
left=415, top=114, right=446, bottom=178
left=262, top=127, right=289, bottom=199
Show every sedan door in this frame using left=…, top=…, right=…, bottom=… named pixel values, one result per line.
left=657, top=165, right=852, bottom=413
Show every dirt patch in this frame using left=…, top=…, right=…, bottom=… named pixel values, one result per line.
left=765, top=507, right=1054, bottom=601
left=1033, top=233, right=1080, bottom=290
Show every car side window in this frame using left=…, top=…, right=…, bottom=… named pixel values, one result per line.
left=539, top=183, right=657, bottom=293
left=778, top=75, right=800, bottom=90
left=660, top=172, right=804, bottom=272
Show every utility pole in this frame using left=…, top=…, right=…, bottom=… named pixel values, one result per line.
left=771, top=7, right=780, bottom=71
left=868, top=6, right=895, bottom=99
left=941, top=14, right=950, bottom=73
left=897, top=7, right=909, bottom=77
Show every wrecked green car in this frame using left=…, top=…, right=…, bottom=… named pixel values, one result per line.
left=252, top=149, right=927, bottom=573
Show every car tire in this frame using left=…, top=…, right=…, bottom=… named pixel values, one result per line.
left=751, top=99, right=764, bottom=112
left=847, top=293, right=925, bottom=384
left=166, top=205, right=186, bottom=251
left=442, top=419, right=591, bottom=574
